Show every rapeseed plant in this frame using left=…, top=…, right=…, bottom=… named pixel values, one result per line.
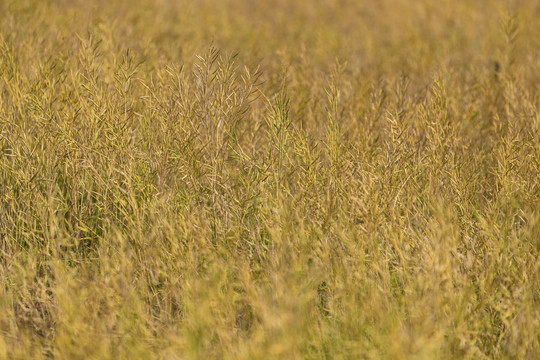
left=0, top=0, right=538, bottom=359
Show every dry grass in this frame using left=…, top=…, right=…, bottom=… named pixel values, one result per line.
left=0, top=0, right=539, bottom=359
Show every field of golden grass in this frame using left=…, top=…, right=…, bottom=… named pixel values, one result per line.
left=0, top=0, right=539, bottom=358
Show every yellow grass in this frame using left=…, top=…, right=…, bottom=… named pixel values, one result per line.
left=0, top=0, right=539, bottom=358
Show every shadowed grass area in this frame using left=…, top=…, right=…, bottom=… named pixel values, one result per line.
left=0, top=0, right=539, bottom=358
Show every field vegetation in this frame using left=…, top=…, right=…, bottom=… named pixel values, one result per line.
left=0, top=0, right=539, bottom=358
